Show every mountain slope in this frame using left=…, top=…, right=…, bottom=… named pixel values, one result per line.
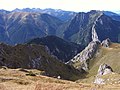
left=0, top=43, right=82, bottom=80
left=0, top=12, right=63, bottom=45
left=60, top=10, right=102, bottom=46
left=59, top=10, right=120, bottom=47
left=95, top=15, right=120, bottom=42
left=27, top=36, right=83, bottom=62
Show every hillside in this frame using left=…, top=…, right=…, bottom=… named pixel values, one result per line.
left=0, top=68, right=120, bottom=90
left=0, top=43, right=82, bottom=80
left=68, top=40, right=120, bottom=77
left=88, top=43, right=120, bottom=77
left=27, top=36, right=83, bottom=62
left=66, top=39, right=120, bottom=87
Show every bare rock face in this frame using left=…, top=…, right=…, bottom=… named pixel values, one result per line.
left=72, top=41, right=100, bottom=62
left=97, top=64, right=113, bottom=76
left=67, top=41, right=100, bottom=71
left=101, top=38, right=111, bottom=47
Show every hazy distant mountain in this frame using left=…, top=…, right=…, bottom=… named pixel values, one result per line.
left=40, top=8, right=76, bottom=21
left=104, top=11, right=120, bottom=21
left=27, top=36, right=83, bottom=62
left=12, top=8, right=76, bottom=21
left=0, top=9, right=10, bottom=14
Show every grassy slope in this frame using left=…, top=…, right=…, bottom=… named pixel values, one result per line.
left=0, top=68, right=120, bottom=90
left=0, top=68, right=91, bottom=90
left=88, top=43, right=120, bottom=77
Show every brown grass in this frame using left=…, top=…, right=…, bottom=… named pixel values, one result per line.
left=0, top=68, right=120, bottom=90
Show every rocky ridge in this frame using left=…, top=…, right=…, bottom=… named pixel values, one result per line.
left=67, top=41, right=100, bottom=71
left=101, top=38, right=111, bottom=47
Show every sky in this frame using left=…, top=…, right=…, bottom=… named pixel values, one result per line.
left=0, top=0, right=120, bottom=12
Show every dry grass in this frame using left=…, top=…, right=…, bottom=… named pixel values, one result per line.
left=0, top=68, right=120, bottom=90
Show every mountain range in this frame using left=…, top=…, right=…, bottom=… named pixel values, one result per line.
left=12, top=8, right=76, bottom=21
left=0, top=8, right=120, bottom=88
left=0, top=9, right=120, bottom=56
left=0, top=9, right=120, bottom=47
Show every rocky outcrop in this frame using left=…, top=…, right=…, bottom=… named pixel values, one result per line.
left=94, top=64, right=113, bottom=84
left=97, top=64, right=113, bottom=76
left=101, top=38, right=111, bottom=47
left=67, top=41, right=100, bottom=71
